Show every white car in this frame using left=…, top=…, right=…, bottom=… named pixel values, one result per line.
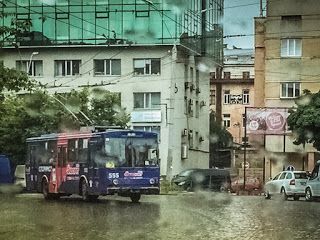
left=264, top=170, right=308, bottom=200
left=305, top=161, right=320, bottom=201
left=14, top=165, right=26, bottom=189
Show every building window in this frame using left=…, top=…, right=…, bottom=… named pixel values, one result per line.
left=135, top=11, right=150, bottom=17
left=188, top=130, right=194, bottom=148
left=16, top=60, right=43, bottom=76
left=210, top=88, right=216, bottom=105
left=224, top=90, right=230, bottom=104
left=223, top=114, right=231, bottom=128
left=133, top=92, right=161, bottom=109
left=281, top=39, right=302, bottom=57
left=195, top=101, right=199, bottom=118
left=242, top=89, right=250, bottom=104
left=224, top=72, right=231, bottom=79
left=54, top=60, right=80, bottom=76
left=94, top=59, right=121, bottom=76
left=281, top=82, right=300, bottom=98
left=133, top=59, right=160, bottom=75
left=190, top=67, right=194, bottom=82
left=242, top=71, right=250, bottom=79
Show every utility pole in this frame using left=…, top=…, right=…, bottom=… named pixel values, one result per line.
left=201, top=0, right=206, bottom=56
left=260, top=0, right=263, bottom=17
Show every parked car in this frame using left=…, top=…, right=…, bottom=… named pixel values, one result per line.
left=264, top=170, right=308, bottom=200
left=172, top=168, right=231, bottom=192
left=14, top=165, right=26, bottom=190
left=305, top=160, right=320, bottom=201
left=231, top=177, right=262, bottom=195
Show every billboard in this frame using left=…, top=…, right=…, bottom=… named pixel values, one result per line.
left=246, top=107, right=289, bottom=135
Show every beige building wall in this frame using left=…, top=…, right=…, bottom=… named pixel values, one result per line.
left=254, top=0, right=320, bottom=178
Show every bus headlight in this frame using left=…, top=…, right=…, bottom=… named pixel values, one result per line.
left=149, top=178, right=155, bottom=184
left=113, top=179, right=119, bottom=185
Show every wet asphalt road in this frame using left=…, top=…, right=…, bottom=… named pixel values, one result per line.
left=0, top=192, right=320, bottom=240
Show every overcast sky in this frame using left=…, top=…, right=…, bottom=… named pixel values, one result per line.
left=223, top=0, right=266, bottom=49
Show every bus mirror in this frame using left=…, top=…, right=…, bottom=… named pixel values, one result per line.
left=148, top=149, right=157, bottom=160
left=49, top=157, right=56, bottom=166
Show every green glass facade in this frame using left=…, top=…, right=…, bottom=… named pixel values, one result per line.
left=1, top=0, right=223, bottom=59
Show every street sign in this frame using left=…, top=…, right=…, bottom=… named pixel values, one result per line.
left=241, top=161, right=250, bottom=169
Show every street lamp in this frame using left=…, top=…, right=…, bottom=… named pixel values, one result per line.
left=28, top=52, right=39, bottom=75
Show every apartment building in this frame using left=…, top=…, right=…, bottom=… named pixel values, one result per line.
left=254, top=0, right=320, bottom=178
left=209, top=48, right=258, bottom=173
left=0, top=0, right=223, bottom=178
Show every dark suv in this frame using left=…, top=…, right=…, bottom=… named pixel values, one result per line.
left=172, top=168, right=231, bottom=192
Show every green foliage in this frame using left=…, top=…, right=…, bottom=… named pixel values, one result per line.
left=0, top=64, right=35, bottom=93
left=287, top=90, right=320, bottom=150
left=0, top=12, right=35, bottom=93
left=0, top=88, right=130, bottom=165
left=209, top=111, right=233, bottom=150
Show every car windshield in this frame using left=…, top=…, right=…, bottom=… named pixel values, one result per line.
left=294, top=172, right=308, bottom=179
left=178, top=170, right=194, bottom=177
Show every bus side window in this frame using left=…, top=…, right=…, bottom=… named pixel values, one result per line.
left=47, top=140, right=57, bottom=165
left=78, top=138, right=88, bottom=163
left=68, top=139, right=78, bottom=163
left=29, top=145, right=37, bottom=165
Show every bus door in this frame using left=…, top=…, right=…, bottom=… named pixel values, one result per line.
left=56, top=145, right=67, bottom=193
left=26, top=144, right=38, bottom=192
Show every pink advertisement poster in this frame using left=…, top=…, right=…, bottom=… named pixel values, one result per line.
left=246, top=108, right=290, bottom=135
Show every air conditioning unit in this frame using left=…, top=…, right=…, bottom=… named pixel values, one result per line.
left=181, top=144, right=188, bottom=159
left=182, top=128, right=188, bottom=136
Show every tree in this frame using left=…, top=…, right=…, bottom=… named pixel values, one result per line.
left=287, top=89, right=320, bottom=150
left=209, top=112, right=233, bottom=168
left=0, top=88, right=130, bottom=165
left=0, top=10, right=35, bottom=93
left=209, top=112, right=233, bottom=150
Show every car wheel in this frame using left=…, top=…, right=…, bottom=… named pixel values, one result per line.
left=305, top=188, right=313, bottom=202
left=293, top=196, right=300, bottom=201
left=186, top=182, right=193, bottom=192
left=281, top=187, right=288, bottom=201
left=264, top=191, right=271, bottom=199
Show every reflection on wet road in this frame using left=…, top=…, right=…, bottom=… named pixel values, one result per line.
left=1, top=193, right=320, bottom=240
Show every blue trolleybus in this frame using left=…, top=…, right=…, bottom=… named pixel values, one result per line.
left=25, top=129, right=160, bottom=202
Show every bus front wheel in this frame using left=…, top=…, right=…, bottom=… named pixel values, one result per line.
left=130, top=193, right=141, bottom=203
left=81, top=180, right=98, bottom=201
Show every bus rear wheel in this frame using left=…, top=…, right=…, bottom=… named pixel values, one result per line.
left=42, top=179, right=59, bottom=200
left=130, top=193, right=141, bottom=203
